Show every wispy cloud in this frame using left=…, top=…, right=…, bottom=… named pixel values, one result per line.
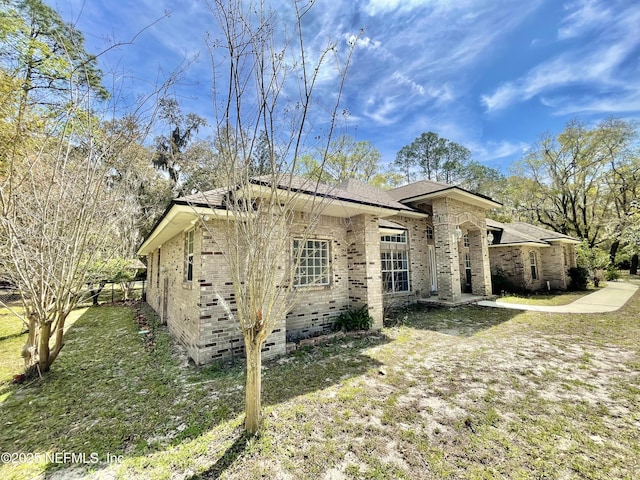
left=558, top=0, right=613, bottom=39
left=482, top=0, right=640, bottom=113
left=345, top=0, right=543, bottom=129
left=468, top=140, right=530, bottom=164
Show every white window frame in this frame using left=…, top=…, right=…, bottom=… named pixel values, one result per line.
left=529, top=251, right=538, bottom=280
left=426, top=225, right=434, bottom=240
left=381, top=250, right=410, bottom=293
left=464, top=252, right=472, bottom=270
left=380, top=231, right=407, bottom=244
left=463, top=233, right=470, bottom=248
left=293, top=239, right=330, bottom=287
left=185, top=230, right=195, bottom=282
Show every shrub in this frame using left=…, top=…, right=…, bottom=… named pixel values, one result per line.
left=491, top=267, right=518, bottom=295
left=334, top=305, right=373, bottom=332
left=568, top=266, right=589, bottom=290
left=605, top=266, right=620, bottom=281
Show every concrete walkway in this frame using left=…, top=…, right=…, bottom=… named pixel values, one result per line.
left=476, top=281, right=639, bottom=313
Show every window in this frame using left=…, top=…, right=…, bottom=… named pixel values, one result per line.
left=185, top=230, right=194, bottom=282
left=381, top=251, right=409, bottom=292
left=463, top=233, right=470, bottom=247
left=464, top=252, right=472, bottom=287
left=148, top=252, right=153, bottom=288
left=380, top=231, right=407, bottom=243
left=529, top=251, right=538, bottom=280
left=156, top=248, right=161, bottom=287
left=293, top=239, right=330, bottom=286
left=426, top=225, right=433, bottom=240
left=464, top=252, right=471, bottom=270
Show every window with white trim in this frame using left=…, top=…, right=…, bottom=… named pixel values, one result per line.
left=380, top=231, right=407, bottom=243
left=293, top=239, right=330, bottom=286
left=381, top=251, right=409, bottom=292
left=464, top=252, right=472, bottom=270
left=529, top=251, right=538, bottom=280
left=463, top=233, right=469, bottom=247
left=426, top=225, right=433, bottom=240
left=185, top=230, right=194, bottom=282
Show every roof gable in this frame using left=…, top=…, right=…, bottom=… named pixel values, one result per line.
left=508, top=222, right=580, bottom=243
left=487, top=219, right=580, bottom=247
left=388, top=179, right=501, bottom=209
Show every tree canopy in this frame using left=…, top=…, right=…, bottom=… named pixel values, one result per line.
left=393, top=131, right=506, bottom=197
left=509, top=118, right=640, bottom=253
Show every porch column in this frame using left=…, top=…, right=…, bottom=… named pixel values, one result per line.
left=468, top=228, right=492, bottom=295
left=432, top=199, right=462, bottom=303
left=347, top=214, right=383, bottom=329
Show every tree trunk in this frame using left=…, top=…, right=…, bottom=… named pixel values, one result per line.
left=38, top=321, right=52, bottom=373
left=48, top=314, right=67, bottom=367
left=631, top=254, right=639, bottom=275
left=609, top=240, right=620, bottom=264
left=89, top=281, right=107, bottom=306
left=244, top=340, right=262, bottom=434
left=22, top=313, right=37, bottom=371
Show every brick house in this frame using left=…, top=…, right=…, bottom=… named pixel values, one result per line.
left=486, top=219, right=580, bottom=291
left=137, top=177, right=573, bottom=365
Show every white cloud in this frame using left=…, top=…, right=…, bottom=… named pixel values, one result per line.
left=543, top=89, right=640, bottom=116
left=558, top=0, right=612, bottom=40
left=469, top=140, right=529, bottom=164
left=481, top=3, right=640, bottom=113
left=346, top=34, right=381, bottom=50
left=365, top=0, right=432, bottom=16
left=364, top=95, right=401, bottom=125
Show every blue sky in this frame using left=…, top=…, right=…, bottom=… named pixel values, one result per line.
left=50, top=0, right=640, bottom=173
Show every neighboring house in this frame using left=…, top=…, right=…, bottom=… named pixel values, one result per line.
left=486, top=219, right=580, bottom=291
left=137, top=176, right=571, bottom=365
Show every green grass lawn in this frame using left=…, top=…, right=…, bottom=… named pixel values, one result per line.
left=497, top=289, right=597, bottom=306
left=1, top=293, right=639, bottom=479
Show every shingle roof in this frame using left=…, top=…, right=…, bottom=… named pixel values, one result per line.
left=487, top=219, right=579, bottom=246
left=172, top=176, right=421, bottom=214
left=175, top=188, right=227, bottom=208
left=508, top=222, right=579, bottom=243
left=250, top=174, right=418, bottom=212
left=387, top=179, right=454, bottom=201
left=178, top=174, right=420, bottom=213
left=387, top=179, right=499, bottom=207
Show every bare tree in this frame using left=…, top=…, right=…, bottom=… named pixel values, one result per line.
left=202, top=0, right=358, bottom=433
left=0, top=12, right=171, bottom=374
left=0, top=90, right=162, bottom=374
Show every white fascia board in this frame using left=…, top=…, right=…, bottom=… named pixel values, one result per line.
left=137, top=204, right=234, bottom=256
left=489, top=242, right=550, bottom=248
left=407, top=189, right=501, bottom=210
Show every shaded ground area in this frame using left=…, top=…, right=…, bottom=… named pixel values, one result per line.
left=1, top=292, right=639, bottom=479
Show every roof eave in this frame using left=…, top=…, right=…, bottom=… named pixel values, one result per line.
left=490, top=242, right=550, bottom=248
left=544, top=238, right=581, bottom=244
left=401, top=188, right=502, bottom=210
left=137, top=204, right=233, bottom=256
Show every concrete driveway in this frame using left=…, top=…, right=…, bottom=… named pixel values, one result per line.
left=477, top=281, right=639, bottom=313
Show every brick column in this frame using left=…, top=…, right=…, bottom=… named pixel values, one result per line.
left=346, top=214, right=383, bottom=329
left=432, top=199, right=461, bottom=303
left=468, top=228, right=491, bottom=295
